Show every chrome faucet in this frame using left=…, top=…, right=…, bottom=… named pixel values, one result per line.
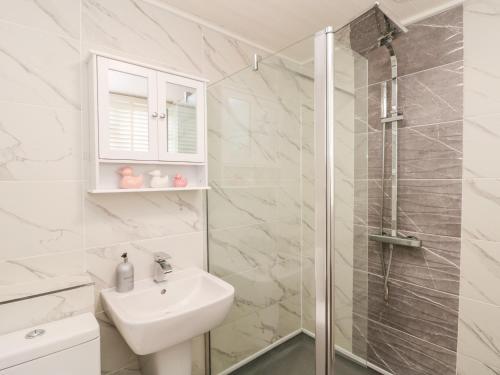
left=153, top=252, right=172, bottom=283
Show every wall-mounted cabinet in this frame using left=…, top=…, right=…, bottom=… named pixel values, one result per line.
left=87, top=53, right=209, bottom=193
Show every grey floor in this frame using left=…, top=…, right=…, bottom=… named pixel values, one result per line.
left=230, top=334, right=379, bottom=375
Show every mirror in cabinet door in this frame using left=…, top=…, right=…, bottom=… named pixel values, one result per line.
left=157, top=73, right=205, bottom=163
left=97, top=57, right=159, bottom=160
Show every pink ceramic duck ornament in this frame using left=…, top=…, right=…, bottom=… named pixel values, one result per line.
left=118, top=166, right=144, bottom=189
left=173, top=173, right=188, bottom=188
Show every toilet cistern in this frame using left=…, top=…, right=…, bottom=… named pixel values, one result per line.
left=153, top=252, right=172, bottom=283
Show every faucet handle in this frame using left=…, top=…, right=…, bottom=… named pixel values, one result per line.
left=154, top=251, right=171, bottom=262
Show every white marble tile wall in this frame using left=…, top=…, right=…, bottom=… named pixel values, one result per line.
left=0, top=1, right=273, bottom=374
left=300, top=89, right=316, bottom=335
left=333, top=74, right=356, bottom=352
left=0, top=283, right=94, bottom=335
left=207, top=51, right=306, bottom=373
left=458, top=1, right=500, bottom=374
left=0, top=0, right=87, bottom=342
left=300, top=39, right=369, bottom=355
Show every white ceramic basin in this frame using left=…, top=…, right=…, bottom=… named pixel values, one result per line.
left=101, top=267, right=234, bottom=356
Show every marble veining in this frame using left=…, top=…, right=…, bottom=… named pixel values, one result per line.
left=460, top=238, right=500, bottom=306
left=0, top=21, right=80, bottom=109
left=457, top=297, right=500, bottom=373
left=463, top=114, right=500, bottom=178
left=0, top=0, right=80, bottom=39
left=207, top=33, right=314, bottom=373
left=0, top=284, right=94, bottom=335
left=202, top=26, right=268, bottom=83
left=349, top=5, right=463, bottom=85
left=96, top=311, right=139, bottom=374
left=210, top=297, right=300, bottom=374
left=0, top=103, right=81, bottom=181
left=460, top=5, right=500, bottom=372
left=368, top=178, right=463, bottom=237
left=369, top=231, right=461, bottom=295
left=85, top=191, right=203, bottom=248
left=366, top=318, right=457, bottom=375
left=222, top=257, right=300, bottom=324
left=457, top=353, right=500, bottom=375
left=0, top=0, right=293, bottom=374
left=348, top=5, right=465, bottom=372
left=0, top=181, right=83, bottom=260
left=368, top=121, right=463, bottom=180
left=368, top=273, right=459, bottom=351
left=82, top=0, right=203, bottom=75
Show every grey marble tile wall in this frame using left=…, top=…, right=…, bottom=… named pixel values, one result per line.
left=366, top=320, right=457, bottom=375
left=348, top=5, right=464, bottom=374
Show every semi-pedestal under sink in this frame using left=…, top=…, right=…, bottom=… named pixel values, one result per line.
left=101, top=267, right=234, bottom=375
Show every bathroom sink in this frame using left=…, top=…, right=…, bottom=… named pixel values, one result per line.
left=101, top=267, right=234, bottom=356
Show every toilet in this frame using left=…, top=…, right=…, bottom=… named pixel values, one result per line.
left=0, top=313, right=100, bottom=375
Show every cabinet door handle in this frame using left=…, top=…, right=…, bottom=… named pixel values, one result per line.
left=159, top=113, right=166, bottom=119
left=152, top=112, right=158, bottom=118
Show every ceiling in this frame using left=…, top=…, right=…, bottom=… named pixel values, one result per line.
left=154, top=0, right=461, bottom=53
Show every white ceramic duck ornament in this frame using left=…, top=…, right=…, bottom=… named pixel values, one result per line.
left=149, top=169, right=169, bottom=188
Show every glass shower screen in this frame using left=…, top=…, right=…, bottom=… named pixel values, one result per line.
left=206, top=28, right=368, bottom=375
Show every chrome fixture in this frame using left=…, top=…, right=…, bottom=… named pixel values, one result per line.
left=25, top=329, right=46, bottom=339
left=153, top=252, right=172, bottom=283
left=352, top=2, right=420, bottom=302
left=369, top=233, right=421, bottom=248
left=314, top=26, right=336, bottom=374
left=374, top=1, right=408, bottom=35
left=252, top=53, right=261, bottom=71
left=379, top=7, right=401, bottom=304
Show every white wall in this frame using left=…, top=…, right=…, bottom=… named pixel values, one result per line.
left=0, top=1, right=268, bottom=374
left=458, top=0, right=500, bottom=374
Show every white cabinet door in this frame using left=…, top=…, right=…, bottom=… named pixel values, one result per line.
left=97, top=57, right=159, bottom=160
left=156, top=72, right=205, bottom=163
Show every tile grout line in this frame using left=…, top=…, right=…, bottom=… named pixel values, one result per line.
left=367, top=59, right=465, bottom=87
left=353, top=313, right=459, bottom=355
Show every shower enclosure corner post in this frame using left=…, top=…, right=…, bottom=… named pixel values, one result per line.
left=314, top=26, right=336, bottom=375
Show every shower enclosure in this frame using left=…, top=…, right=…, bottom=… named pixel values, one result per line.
left=205, top=27, right=370, bottom=374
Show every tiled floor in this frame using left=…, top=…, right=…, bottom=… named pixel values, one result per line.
left=230, top=334, right=379, bottom=375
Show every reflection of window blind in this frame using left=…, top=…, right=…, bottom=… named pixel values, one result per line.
left=167, top=104, right=197, bottom=154
left=109, top=93, right=149, bottom=152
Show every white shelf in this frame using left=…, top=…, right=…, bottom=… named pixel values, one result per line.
left=98, top=158, right=206, bottom=166
left=88, top=186, right=211, bottom=194
left=87, top=54, right=209, bottom=195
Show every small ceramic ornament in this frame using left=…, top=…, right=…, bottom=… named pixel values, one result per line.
left=173, top=173, right=188, bottom=188
left=118, top=166, right=144, bottom=189
left=149, top=169, right=169, bottom=188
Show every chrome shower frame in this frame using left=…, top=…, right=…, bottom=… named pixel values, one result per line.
left=313, top=3, right=413, bottom=370
left=314, top=26, right=336, bottom=375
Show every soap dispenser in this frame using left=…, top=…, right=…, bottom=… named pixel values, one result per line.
left=116, top=252, right=134, bottom=293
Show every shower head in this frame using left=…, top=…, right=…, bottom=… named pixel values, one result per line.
left=343, top=1, right=408, bottom=55
left=374, top=2, right=408, bottom=35
left=373, top=2, right=407, bottom=48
